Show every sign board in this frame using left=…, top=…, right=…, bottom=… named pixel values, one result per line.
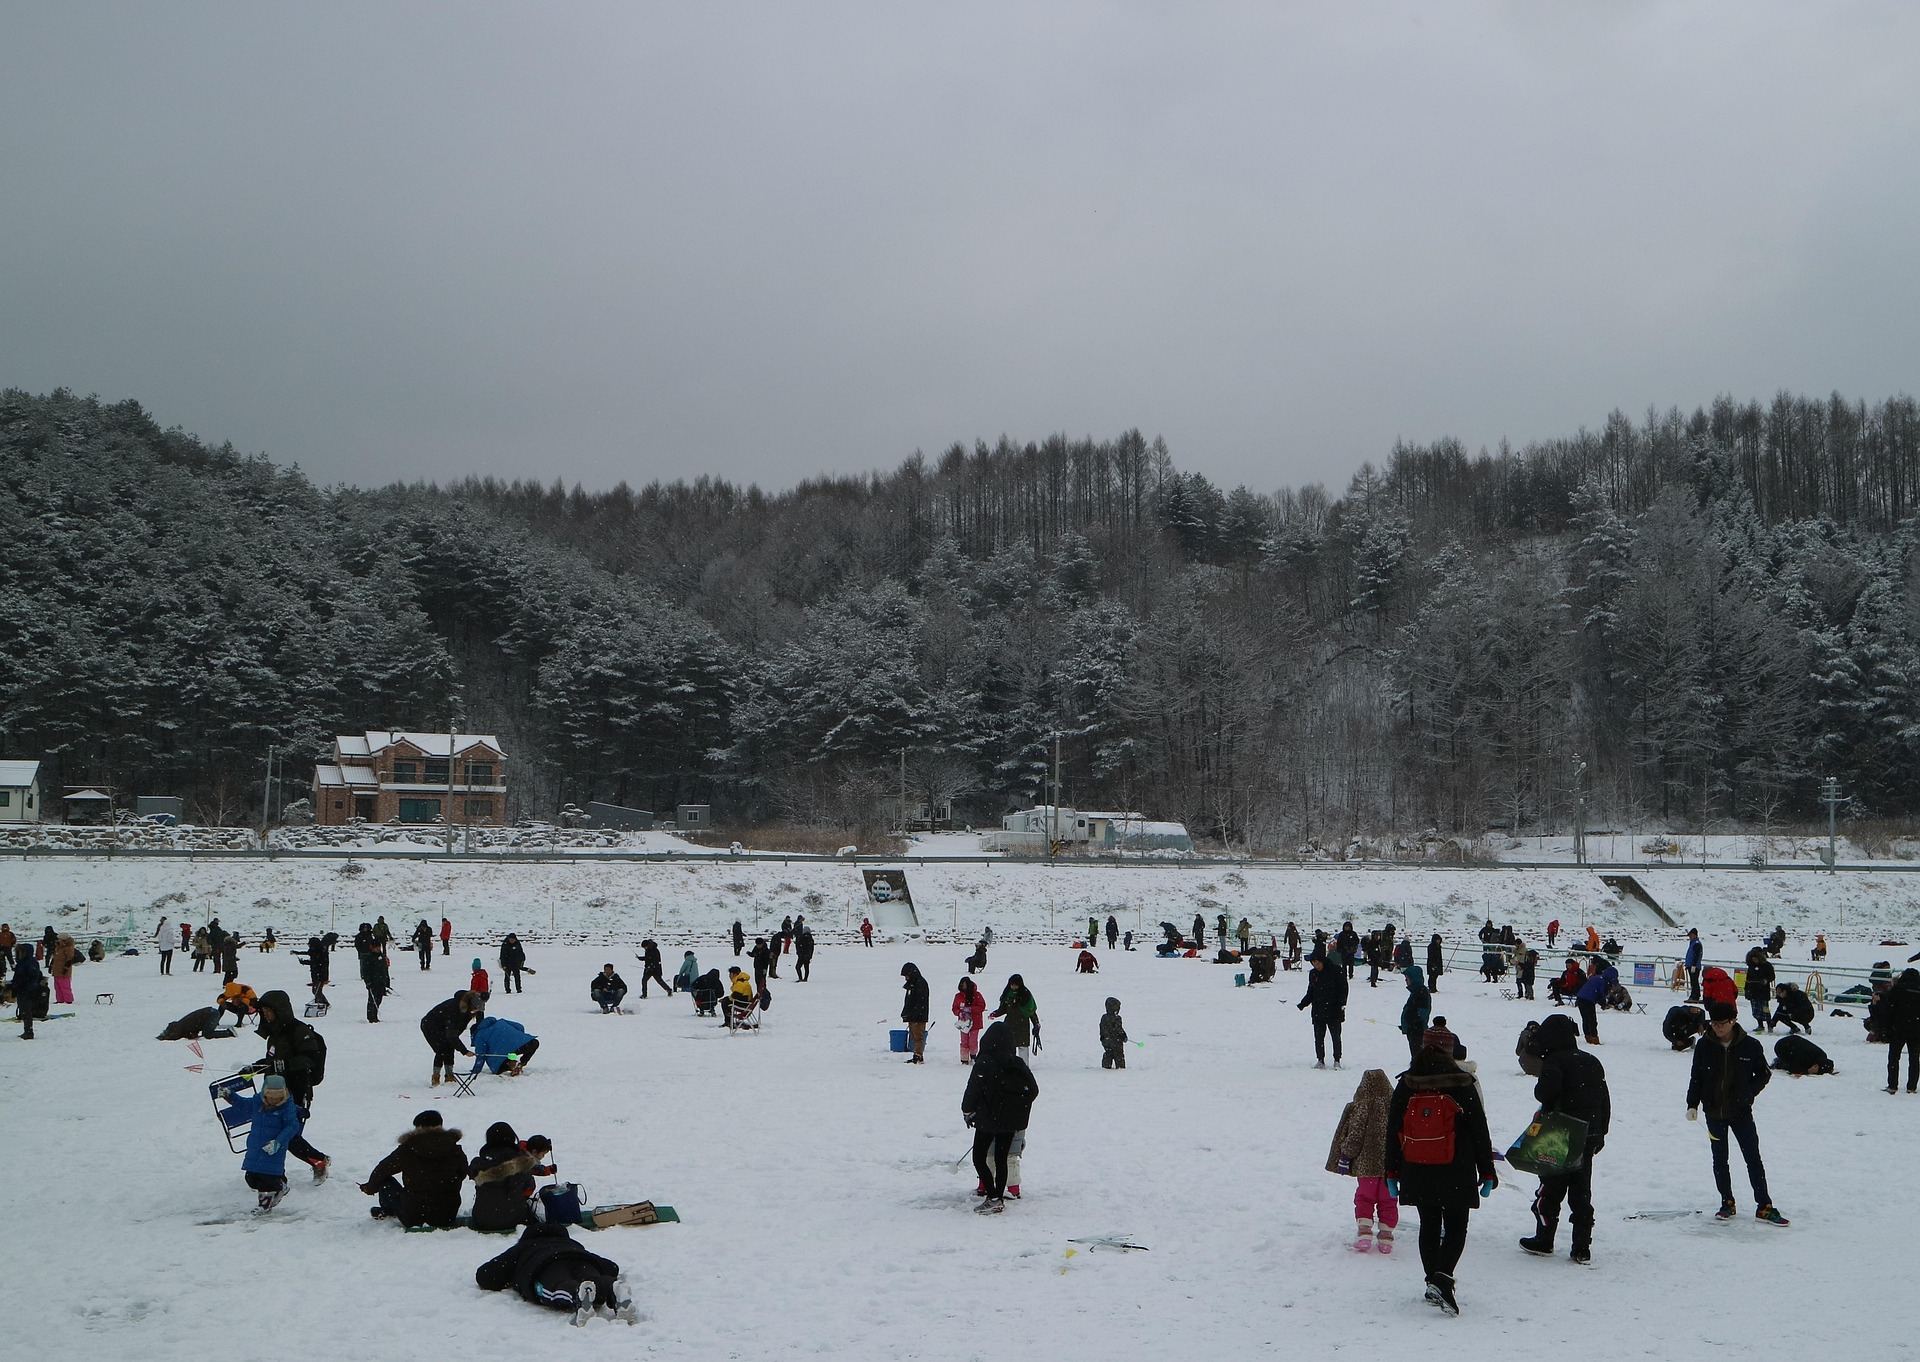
left=862, top=868, right=913, bottom=908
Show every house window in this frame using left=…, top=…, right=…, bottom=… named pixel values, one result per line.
left=464, top=799, right=493, bottom=818
left=392, top=760, right=417, bottom=783
left=424, top=760, right=449, bottom=785
left=333, top=800, right=344, bottom=810
left=0, top=791, right=10, bottom=807
left=467, top=763, right=494, bottom=785
left=398, top=797, right=442, bottom=823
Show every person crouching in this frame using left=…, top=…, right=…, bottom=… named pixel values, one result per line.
left=360, top=1109, right=468, bottom=1227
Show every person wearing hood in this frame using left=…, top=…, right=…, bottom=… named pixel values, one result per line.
left=48, top=933, right=79, bottom=1005
left=1880, top=967, right=1920, bottom=1094
left=476, top=1221, right=634, bottom=1325
left=469, top=1121, right=541, bottom=1232
left=732, top=920, right=746, bottom=956
left=12, top=945, right=46, bottom=1038
left=962, top=1020, right=1040, bottom=1213
left=1099, top=997, right=1128, bottom=1069
left=254, top=989, right=332, bottom=1182
left=991, top=975, right=1039, bottom=1060
left=422, top=991, right=480, bottom=1086
left=1383, top=1045, right=1497, bottom=1315
left=355, top=922, right=391, bottom=1022
left=900, top=963, right=931, bottom=1062
left=500, top=933, right=529, bottom=993
left=954, top=977, right=986, bottom=1065
left=673, top=950, right=701, bottom=995
left=224, top=1073, right=304, bottom=1212
left=361, top=1109, right=468, bottom=1227
left=1743, top=946, right=1777, bottom=1031
left=794, top=926, right=815, bottom=981
left=301, top=935, right=330, bottom=1008
left=1326, top=1068, right=1399, bottom=1253
left=1687, top=1000, right=1787, bottom=1225
left=471, top=1013, right=539, bottom=1076
left=638, top=939, right=668, bottom=997
left=1519, top=1014, right=1610, bottom=1263
left=412, top=919, right=435, bottom=970
left=1425, top=934, right=1445, bottom=993
left=1297, top=951, right=1349, bottom=1069
left=1399, top=966, right=1432, bottom=1061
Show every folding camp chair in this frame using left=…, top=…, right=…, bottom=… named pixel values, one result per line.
left=210, top=1072, right=257, bottom=1153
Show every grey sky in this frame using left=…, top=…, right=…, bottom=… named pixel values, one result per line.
left=3, top=3, right=1916, bottom=495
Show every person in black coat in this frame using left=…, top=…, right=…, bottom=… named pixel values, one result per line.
left=469, top=1120, right=540, bottom=1233
left=476, top=1222, right=632, bottom=1323
left=900, top=963, right=931, bottom=1063
left=1770, top=983, right=1815, bottom=1036
left=1664, top=1004, right=1707, bottom=1051
left=750, top=937, right=771, bottom=993
left=1743, top=947, right=1776, bottom=1030
left=1880, top=968, right=1920, bottom=1093
left=1519, top=1014, right=1610, bottom=1262
left=255, top=989, right=331, bottom=1179
left=1336, top=922, right=1361, bottom=980
left=422, top=991, right=479, bottom=1084
left=1687, top=1001, right=1786, bottom=1224
left=1383, top=1048, right=1496, bottom=1314
left=638, top=940, right=669, bottom=998
left=499, top=934, right=528, bottom=994
left=298, top=935, right=331, bottom=1008
left=731, top=920, right=745, bottom=957
left=1191, top=913, right=1207, bottom=950
left=355, top=923, right=391, bottom=1023
left=361, top=1109, right=468, bottom=1227
left=962, top=1021, right=1039, bottom=1211
left=1295, top=952, right=1348, bottom=1067
left=794, top=927, right=815, bottom=981
left=590, top=965, right=628, bottom=1013
left=1426, top=934, right=1446, bottom=992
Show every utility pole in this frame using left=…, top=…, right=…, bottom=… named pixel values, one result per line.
left=1573, top=758, right=1588, bottom=866
left=261, top=745, right=275, bottom=839
left=899, top=748, right=908, bottom=834
left=1050, top=732, right=1062, bottom=857
left=445, top=721, right=457, bottom=855
left=1819, top=776, right=1845, bottom=871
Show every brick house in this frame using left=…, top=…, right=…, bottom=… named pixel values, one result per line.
left=312, top=732, right=507, bottom=826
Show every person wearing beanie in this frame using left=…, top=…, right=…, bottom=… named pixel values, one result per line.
left=252, top=989, right=332, bottom=1182
left=1422, top=1018, right=1467, bottom=1062
left=421, top=991, right=480, bottom=1086
left=470, top=958, right=491, bottom=1000
left=469, top=1121, right=541, bottom=1233
left=220, top=1072, right=304, bottom=1212
left=900, top=963, right=930, bottom=1062
left=1687, top=1000, right=1787, bottom=1225
left=360, top=1109, right=468, bottom=1227
left=1518, top=1014, right=1610, bottom=1263
left=590, top=964, right=628, bottom=1014
left=1099, top=997, right=1129, bottom=1070
left=1383, top=1045, right=1497, bottom=1314
left=1297, top=952, right=1348, bottom=1068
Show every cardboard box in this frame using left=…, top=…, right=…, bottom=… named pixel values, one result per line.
left=590, top=1201, right=658, bottom=1228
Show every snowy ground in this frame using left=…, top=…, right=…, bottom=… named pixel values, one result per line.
left=8, top=927, right=1918, bottom=1360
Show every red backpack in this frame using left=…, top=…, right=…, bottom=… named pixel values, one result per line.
left=1400, top=1091, right=1460, bottom=1165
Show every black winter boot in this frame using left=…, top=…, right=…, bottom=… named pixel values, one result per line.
left=1570, top=1222, right=1592, bottom=1264
left=1519, top=1218, right=1557, bottom=1256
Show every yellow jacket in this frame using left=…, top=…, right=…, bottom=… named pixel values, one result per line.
left=729, top=973, right=754, bottom=1001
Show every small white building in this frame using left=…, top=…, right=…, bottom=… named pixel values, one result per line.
left=0, top=760, right=42, bottom=824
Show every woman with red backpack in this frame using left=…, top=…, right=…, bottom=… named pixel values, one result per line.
left=1383, top=1047, right=1498, bottom=1316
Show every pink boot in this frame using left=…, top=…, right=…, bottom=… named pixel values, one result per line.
left=1354, top=1221, right=1373, bottom=1252
left=1376, top=1226, right=1394, bottom=1255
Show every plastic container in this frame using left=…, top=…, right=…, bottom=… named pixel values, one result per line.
left=889, top=1028, right=909, bottom=1052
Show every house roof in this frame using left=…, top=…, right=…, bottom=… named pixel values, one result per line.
left=314, top=764, right=381, bottom=789
left=0, top=759, right=40, bottom=787
left=63, top=788, right=113, bottom=802
left=345, top=731, right=504, bottom=758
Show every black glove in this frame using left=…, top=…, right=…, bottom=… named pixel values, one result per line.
left=1588, top=1135, right=1605, bottom=1157
left=963, top=1113, right=976, bottom=1128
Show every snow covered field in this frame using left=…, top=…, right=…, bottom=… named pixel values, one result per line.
left=7, top=922, right=1917, bottom=1360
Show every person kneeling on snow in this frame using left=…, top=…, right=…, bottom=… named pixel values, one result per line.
left=471, top=1014, right=539, bottom=1076
left=157, top=1005, right=234, bottom=1041
left=1076, top=950, right=1099, bottom=974
left=475, top=1222, right=635, bottom=1325
left=360, top=1109, right=468, bottom=1228
left=226, top=1074, right=303, bottom=1212
left=1664, top=1004, right=1707, bottom=1052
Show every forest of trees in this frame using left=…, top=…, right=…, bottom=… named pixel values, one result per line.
left=5, top=386, right=1920, bottom=849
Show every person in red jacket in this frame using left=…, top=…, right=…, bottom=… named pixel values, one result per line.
left=470, top=958, right=491, bottom=1002
left=440, top=917, right=453, bottom=958
left=1702, top=966, right=1738, bottom=1008
left=1546, top=919, right=1560, bottom=949
left=953, top=977, right=986, bottom=1065
left=860, top=918, right=874, bottom=947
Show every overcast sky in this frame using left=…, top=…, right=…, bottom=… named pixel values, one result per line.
left=3, top=3, right=1916, bottom=495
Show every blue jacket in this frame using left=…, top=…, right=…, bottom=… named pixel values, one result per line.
left=1399, top=965, right=1431, bottom=1037
left=229, top=1091, right=304, bottom=1177
left=471, top=1016, right=535, bottom=1073
left=1684, top=939, right=1703, bottom=969
left=1576, top=965, right=1618, bottom=1004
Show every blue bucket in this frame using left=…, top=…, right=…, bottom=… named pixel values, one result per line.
left=889, top=1028, right=909, bottom=1052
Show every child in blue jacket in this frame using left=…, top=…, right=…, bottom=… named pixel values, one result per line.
left=225, top=1074, right=305, bottom=1211
left=471, top=1015, right=540, bottom=1076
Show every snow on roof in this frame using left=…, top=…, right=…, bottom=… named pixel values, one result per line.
left=314, top=764, right=344, bottom=788
left=314, top=764, right=378, bottom=788
left=63, top=788, right=112, bottom=802
left=356, top=731, right=503, bottom=758
left=0, top=759, right=40, bottom=787
left=336, top=736, right=371, bottom=757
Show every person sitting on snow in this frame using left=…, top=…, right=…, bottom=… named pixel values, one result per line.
left=360, top=1109, right=468, bottom=1228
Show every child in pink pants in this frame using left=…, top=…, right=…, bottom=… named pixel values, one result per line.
left=1326, top=1069, right=1400, bottom=1252
left=953, top=978, right=985, bottom=1064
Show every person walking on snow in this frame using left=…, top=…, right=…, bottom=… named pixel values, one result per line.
left=155, top=917, right=174, bottom=975
left=1425, top=933, right=1445, bottom=993
left=1326, top=1068, right=1399, bottom=1253
left=1687, top=1000, right=1789, bottom=1225
left=1879, top=968, right=1920, bottom=1093
left=1298, top=951, right=1348, bottom=1068
left=638, top=939, right=669, bottom=997
left=1399, top=965, right=1432, bottom=1062
left=860, top=917, right=874, bottom=947
left=962, top=1020, right=1039, bottom=1214
left=1575, top=956, right=1617, bottom=1045
left=900, top=962, right=930, bottom=1062
left=223, top=1073, right=303, bottom=1212
left=1684, top=929, right=1704, bottom=1002
left=954, top=976, right=986, bottom=1065
left=11, top=945, right=46, bottom=1039
left=440, top=915, right=452, bottom=957
left=1383, top=1047, right=1497, bottom=1315
left=1518, top=1014, right=1610, bottom=1264
left=499, top=933, right=528, bottom=994
left=731, top=920, right=745, bottom=957
left=356, top=923, right=390, bottom=1023
left=252, top=989, right=332, bottom=1183
left=412, top=920, right=434, bottom=970
left=1099, top=997, right=1129, bottom=1069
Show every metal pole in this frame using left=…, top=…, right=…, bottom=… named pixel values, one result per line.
left=262, top=745, right=274, bottom=838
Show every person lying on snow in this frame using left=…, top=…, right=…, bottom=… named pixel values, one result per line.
left=361, top=1109, right=468, bottom=1227
left=475, top=1222, right=636, bottom=1325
